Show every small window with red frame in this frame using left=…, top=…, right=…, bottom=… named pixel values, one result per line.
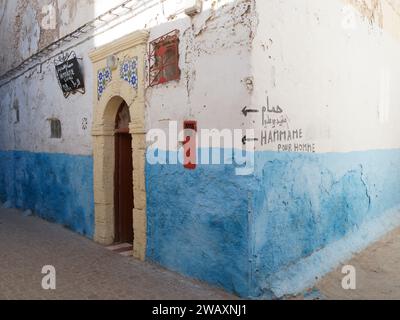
left=149, top=30, right=180, bottom=87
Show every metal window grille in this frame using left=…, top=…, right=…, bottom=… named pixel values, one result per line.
left=149, top=30, right=180, bottom=87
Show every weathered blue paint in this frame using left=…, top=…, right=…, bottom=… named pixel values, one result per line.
left=0, top=150, right=94, bottom=238
left=2, top=147, right=400, bottom=298
left=252, top=150, right=400, bottom=297
left=146, top=149, right=256, bottom=297
left=146, top=148, right=400, bottom=298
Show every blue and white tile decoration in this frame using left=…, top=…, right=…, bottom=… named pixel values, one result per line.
left=97, top=67, right=112, bottom=100
left=120, top=57, right=138, bottom=89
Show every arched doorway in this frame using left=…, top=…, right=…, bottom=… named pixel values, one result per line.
left=89, top=30, right=149, bottom=261
left=114, top=101, right=134, bottom=244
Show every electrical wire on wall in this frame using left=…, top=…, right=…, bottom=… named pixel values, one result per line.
left=0, top=0, right=161, bottom=88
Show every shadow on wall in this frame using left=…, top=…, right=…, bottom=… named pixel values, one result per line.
left=0, top=0, right=100, bottom=237
left=0, top=151, right=94, bottom=237
left=0, top=0, right=258, bottom=298
left=2, top=0, right=400, bottom=300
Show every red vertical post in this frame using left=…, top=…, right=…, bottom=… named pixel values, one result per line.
left=183, top=121, right=197, bottom=170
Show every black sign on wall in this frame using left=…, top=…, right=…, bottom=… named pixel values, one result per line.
left=55, top=51, right=85, bottom=98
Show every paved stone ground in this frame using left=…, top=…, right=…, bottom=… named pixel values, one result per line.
left=5, top=205, right=400, bottom=300
left=303, top=227, right=400, bottom=300
left=0, top=208, right=236, bottom=300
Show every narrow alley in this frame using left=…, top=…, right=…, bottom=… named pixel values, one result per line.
left=2, top=0, right=400, bottom=303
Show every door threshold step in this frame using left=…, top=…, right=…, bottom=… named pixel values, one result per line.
left=106, top=243, right=132, bottom=251
left=106, top=243, right=134, bottom=256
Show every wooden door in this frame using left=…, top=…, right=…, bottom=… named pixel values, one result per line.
left=114, top=102, right=134, bottom=244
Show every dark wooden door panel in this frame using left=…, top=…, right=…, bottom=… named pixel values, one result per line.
left=114, top=132, right=134, bottom=244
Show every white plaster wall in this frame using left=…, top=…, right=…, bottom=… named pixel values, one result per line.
left=90, top=0, right=256, bottom=140
left=252, top=0, right=400, bottom=153
left=0, top=42, right=94, bottom=156
left=0, top=0, right=125, bottom=74
left=145, top=0, right=255, bottom=144
left=0, top=0, right=21, bottom=74
left=58, top=0, right=114, bottom=38
left=0, top=0, right=255, bottom=156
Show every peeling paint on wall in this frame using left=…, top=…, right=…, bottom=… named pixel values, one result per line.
left=2, top=0, right=400, bottom=299
left=17, top=2, right=41, bottom=61
left=343, top=0, right=384, bottom=26
left=341, top=0, right=400, bottom=41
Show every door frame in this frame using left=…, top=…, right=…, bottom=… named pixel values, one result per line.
left=89, top=31, right=149, bottom=261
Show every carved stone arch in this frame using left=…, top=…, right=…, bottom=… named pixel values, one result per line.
left=89, top=31, right=149, bottom=261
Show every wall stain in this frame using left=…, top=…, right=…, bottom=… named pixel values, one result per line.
left=344, top=0, right=384, bottom=27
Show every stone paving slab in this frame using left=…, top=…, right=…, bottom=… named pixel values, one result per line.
left=314, top=227, right=400, bottom=300
left=0, top=208, right=236, bottom=300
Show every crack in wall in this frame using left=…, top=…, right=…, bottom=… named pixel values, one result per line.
left=360, top=164, right=372, bottom=210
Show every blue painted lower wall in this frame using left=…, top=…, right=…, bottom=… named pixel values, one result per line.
left=146, top=149, right=400, bottom=298
left=0, top=150, right=94, bottom=238
left=251, top=150, right=400, bottom=297
left=146, top=160, right=256, bottom=297
left=2, top=148, right=400, bottom=298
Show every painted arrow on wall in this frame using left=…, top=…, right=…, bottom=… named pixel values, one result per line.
left=241, top=106, right=259, bottom=117
left=242, top=136, right=259, bottom=145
